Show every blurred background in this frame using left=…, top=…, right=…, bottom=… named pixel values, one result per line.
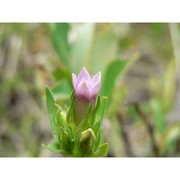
left=0, top=23, right=179, bottom=157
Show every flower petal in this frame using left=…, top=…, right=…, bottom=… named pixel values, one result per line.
left=92, top=72, right=101, bottom=84
left=91, top=80, right=101, bottom=97
left=72, top=73, right=78, bottom=91
left=77, top=67, right=91, bottom=81
left=76, top=79, right=91, bottom=100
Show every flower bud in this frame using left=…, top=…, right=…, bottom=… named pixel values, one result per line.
left=72, top=67, right=101, bottom=101
left=72, top=67, right=101, bottom=125
left=60, top=111, right=66, bottom=122
left=80, top=128, right=96, bottom=154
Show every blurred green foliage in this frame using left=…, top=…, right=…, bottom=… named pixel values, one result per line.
left=0, top=23, right=179, bottom=157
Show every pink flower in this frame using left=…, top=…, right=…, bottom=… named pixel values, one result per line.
left=72, top=67, right=101, bottom=101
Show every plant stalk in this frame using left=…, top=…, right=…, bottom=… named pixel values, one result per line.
left=134, top=103, right=160, bottom=157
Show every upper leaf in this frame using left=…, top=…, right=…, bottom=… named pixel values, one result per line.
left=101, top=54, right=139, bottom=107
left=50, top=23, right=71, bottom=70
left=70, top=23, right=95, bottom=72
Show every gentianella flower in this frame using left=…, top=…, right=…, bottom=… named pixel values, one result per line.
left=72, top=67, right=101, bottom=101
left=45, top=66, right=108, bottom=157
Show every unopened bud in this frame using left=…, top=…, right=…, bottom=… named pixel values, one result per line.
left=60, top=111, right=66, bottom=122
left=72, top=67, right=101, bottom=126
left=80, top=128, right=96, bottom=154
left=72, top=67, right=101, bottom=101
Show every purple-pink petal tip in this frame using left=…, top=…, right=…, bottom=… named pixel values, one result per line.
left=72, top=67, right=101, bottom=100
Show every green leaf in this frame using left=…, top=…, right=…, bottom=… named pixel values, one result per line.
left=92, top=96, right=108, bottom=152
left=42, top=141, right=69, bottom=156
left=53, top=66, right=72, bottom=84
left=159, top=124, right=180, bottom=155
left=42, top=140, right=60, bottom=153
left=46, top=87, right=56, bottom=136
left=93, top=122, right=100, bottom=135
left=101, top=54, right=139, bottom=105
left=94, top=131, right=101, bottom=151
left=66, top=91, right=75, bottom=124
left=90, top=96, right=101, bottom=128
left=150, top=100, right=166, bottom=133
left=94, top=143, right=109, bottom=157
left=52, top=80, right=72, bottom=101
left=91, top=24, right=120, bottom=74
left=81, top=102, right=93, bottom=130
left=161, top=60, right=176, bottom=112
left=107, top=85, right=127, bottom=117
left=61, top=130, right=71, bottom=150
left=50, top=23, right=71, bottom=70
left=70, top=23, right=95, bottom=72
left=96, top=96, right=108, bottom=126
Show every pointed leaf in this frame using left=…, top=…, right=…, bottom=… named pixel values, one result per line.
left=52, top=80, right=72, bottom=101
left=50, top=23, right=71, bottom=70
left=42, top=141, right=69, bottom=156
left=101, top=54, right=139, bottom=106
left=90, top=96, right=101, bottom=128
left=150, top=100, right=166, bottom=133
left=96, top=96, right=108, bottom=125
left=94, top=131, right=101, bottom=151
left=94, top=143, right=109, bottom=157
left=46, top=87, right=56, bottom=136
left=82, top=102, right=93, bottom=130
left=42, top=140, right=60, bottom=153
left=70, top=23, right=95, bottom=72
left=67, top=91, right=75, bottom=124
left=93, top=122, right=100, bottom=135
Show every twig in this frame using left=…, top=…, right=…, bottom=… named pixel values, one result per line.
left=117, top=108, right=134, bottom=157
left=134, top=103, right=160, bottom=157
